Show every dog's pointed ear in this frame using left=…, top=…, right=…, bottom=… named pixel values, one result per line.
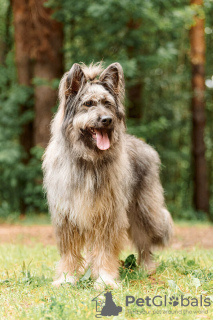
left=65, top=63, right=86, bottom=96
left=99, top=63, right=125, bottom=102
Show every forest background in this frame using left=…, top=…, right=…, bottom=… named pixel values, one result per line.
left=0, top=0, right=212, bottom=222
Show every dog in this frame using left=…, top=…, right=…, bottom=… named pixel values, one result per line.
left=42, top=62, right=173, bottom=288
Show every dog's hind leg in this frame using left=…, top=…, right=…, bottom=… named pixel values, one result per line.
left=127, top=136, right=173, bottom=273
left=128, top=203, right=173, bottom=274
left=128, top=220, right=157, bottom=274
left=53, top=218, right=85, bottom=287
left=138, top=248, right=158, bottom=275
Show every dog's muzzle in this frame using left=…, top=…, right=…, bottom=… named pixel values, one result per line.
left=101, top=116, right=112, bottom=127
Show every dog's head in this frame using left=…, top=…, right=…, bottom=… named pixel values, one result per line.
left=57, top=62, right=126, bottom=159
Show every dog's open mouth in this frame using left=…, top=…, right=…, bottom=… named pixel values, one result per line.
left=89, top=127, right=110, bottom=150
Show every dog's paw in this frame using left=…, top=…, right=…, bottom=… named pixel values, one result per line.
left=94, top=272, right=120, bottom=290
left=52, top=274, right=77, bottom=287
left=144, top=261, right=159, bottom=275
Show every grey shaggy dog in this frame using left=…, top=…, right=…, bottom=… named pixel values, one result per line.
left=42, top=62, right=173, bottom=288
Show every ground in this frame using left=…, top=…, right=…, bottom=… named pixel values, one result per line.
left=0, top=224, right=212, bottom=248
left=0, top=221, right=213, bottom=320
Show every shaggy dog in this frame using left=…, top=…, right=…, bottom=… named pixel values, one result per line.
left=42, top=62, right=173, bottom=288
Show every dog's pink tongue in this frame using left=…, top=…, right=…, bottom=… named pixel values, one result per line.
left=95, top=129, right=110, bottom=150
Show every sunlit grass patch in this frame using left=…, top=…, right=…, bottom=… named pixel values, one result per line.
left=0, top=244, right=213, bottom=319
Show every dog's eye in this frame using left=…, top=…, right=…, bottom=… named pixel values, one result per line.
left=84, top=100, right=93, bottom=107
left=105, top=101, right=111, bottom=107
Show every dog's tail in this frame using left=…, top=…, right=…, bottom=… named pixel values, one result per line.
left=159, top=208, right=174, bottom=246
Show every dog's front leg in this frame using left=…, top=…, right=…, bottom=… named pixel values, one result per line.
left=53, top=219, right=85, bottom=287
left=91, top=231, right=125, bottom=289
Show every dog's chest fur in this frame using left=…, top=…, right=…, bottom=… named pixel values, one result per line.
left=44, top=140, right=131, bottom=232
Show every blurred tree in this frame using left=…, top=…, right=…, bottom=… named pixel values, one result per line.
left=190, top=0, right=209, bottom=215
left=0, top=3, right=11, bottom=64
left=126, top=20, right=143, bottom=120
left=11, top=0, right=64, bottom=150
left=1, top=0, right=213, bottom=218
left=9, top=0, right=63, bottom=213
left=11, top=0, right=34, bottom=161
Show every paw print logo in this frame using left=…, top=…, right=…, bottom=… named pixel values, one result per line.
left=169, top=296, right=179, bottom=307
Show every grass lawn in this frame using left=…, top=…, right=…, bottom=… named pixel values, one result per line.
left=0, top=243, right=213, bottom=320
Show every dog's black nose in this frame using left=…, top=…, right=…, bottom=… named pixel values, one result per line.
left=101, top=116, right=112, bottom=126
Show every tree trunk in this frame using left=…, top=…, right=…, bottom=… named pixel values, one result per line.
left=11, top=0, right=64, bottom=213
left=31, top=1, right=64, bottom=147
left=128, top=82, right=143, bottom=119
left=11, top=0, right=34, bottom=160
left=126, top=20, right=143, bottom=120
left=11, top=0, right=64, bottom=149
left=34, top=64, right=61, bottom=148
left=190, top=0, right=209, bottom=215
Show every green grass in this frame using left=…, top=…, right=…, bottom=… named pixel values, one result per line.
left=0, top=213, right=51, bottom=225
left=0, top=244, right=213, bottom=320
